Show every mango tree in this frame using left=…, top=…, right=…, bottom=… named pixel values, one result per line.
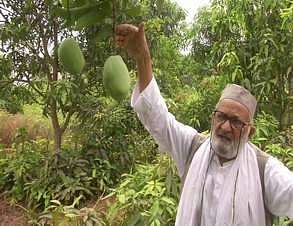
left=0, top=0, right=141, bottom=154
left=191, top=0, right=293, bottom=129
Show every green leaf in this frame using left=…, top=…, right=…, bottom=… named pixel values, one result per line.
left=123, top=211, right=142, bottom=226
left=125, top=5, right=142, bottom=17
left=50, top=200, right=62, bottom=206
left=118, top=194, right=126, bottom=204
left=75, top=8, right=105, bottom=30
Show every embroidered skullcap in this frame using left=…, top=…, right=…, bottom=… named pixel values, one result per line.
left=219, top=84, right=257, bottom=120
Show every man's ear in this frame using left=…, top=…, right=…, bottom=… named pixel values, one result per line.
left=248, top=126, right=256, bottom=139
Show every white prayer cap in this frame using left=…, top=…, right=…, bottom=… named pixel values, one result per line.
left=218, top=84, right=257, bottom=119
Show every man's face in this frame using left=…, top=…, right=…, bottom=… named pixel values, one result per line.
left=211, top=99, right=251, bottom=160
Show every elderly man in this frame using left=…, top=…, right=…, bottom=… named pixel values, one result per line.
left=115, top=23, right=293, bottom=226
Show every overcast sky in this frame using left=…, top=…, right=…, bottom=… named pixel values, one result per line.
left=172, top=0, right=210, bottom=23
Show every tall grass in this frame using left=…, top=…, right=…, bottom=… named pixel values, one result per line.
left=0, top=105, right=52, bottom=147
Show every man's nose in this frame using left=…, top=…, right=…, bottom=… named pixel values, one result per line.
left=220, top=119, right=232, bottom=131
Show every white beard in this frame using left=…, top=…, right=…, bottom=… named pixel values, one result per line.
left=211, top=130, right=249, bottom=160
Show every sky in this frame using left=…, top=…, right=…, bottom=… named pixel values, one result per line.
left=172, top=0, right=210, bottom=23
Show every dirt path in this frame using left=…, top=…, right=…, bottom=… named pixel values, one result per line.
left=0, top=198, right=28, bottom=226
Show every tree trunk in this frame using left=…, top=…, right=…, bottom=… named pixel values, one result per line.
left=50, top=108, right=63, bottom=156
left=51, top=19, right=63, bottom=156
left=280, top=70, right=293, bottom=130
left=53, top=124, right=62, bottom=155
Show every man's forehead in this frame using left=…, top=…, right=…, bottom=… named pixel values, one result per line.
left=216, top=99, right=250, bottom=119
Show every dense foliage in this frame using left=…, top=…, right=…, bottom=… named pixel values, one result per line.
left=0, top=0, right=292, bottom=225
left=191, top=0, right=293, bottom=129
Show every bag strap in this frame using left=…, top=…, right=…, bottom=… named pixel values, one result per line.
left=181, top=134, right=206, bottom=184
left=254, top=145, right=274, bottom=226
left=182, top=136, right=274, bottom=226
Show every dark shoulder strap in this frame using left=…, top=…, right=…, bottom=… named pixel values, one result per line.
left=255, top=145, right=274, bottom=226
left=181, top=134, right=207, bottom=184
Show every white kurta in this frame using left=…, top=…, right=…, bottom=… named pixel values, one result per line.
left=131, top=78, right=293, bottom=225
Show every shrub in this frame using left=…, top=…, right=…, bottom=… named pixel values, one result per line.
left=171, top=75, right=226, bottom=132
left=265, top=144, right=293, bottom=170
left=252, top=111, right=279, bottom=148
left=0, top=139, right=118, bottom=210
left=71, top=98, right=157, bottom=175
left=37, top=197, right=105, bottom=226
left=106, top=155, right=180, bottom=226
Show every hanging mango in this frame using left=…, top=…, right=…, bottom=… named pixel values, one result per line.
left=103, top=55, right=130, bottom=102
left=58, top=38, right=85, bottom=75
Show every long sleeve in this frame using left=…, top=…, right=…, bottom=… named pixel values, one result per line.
left=131, top=77, right=198, bottom=178
left=265, top=157, right=293, bottom=218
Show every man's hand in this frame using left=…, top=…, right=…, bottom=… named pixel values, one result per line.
left=115, top=23, right=153, bottom=92
left=115, top=23, right=150, bottom=62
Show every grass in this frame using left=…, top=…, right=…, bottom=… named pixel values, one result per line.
left=0, top=105, right=52, bottom=147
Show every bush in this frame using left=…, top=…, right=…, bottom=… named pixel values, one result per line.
left=0, top=139, right=118, bottom=210
left=171, top=75, right=226, bottom=132
left=106, top=155, right=180, bottom=226
left=37, top=197, right=105, bottom=226
left=252, top=111, right=279, bottom=148
left=265, top=144, right=293, bottom=170
left=71, top=98, right=157, bottom=175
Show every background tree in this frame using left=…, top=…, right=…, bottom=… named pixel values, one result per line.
left=0, top=1, right=292, bottom=225
left=0, top=0, right=136, bottom=154
left=191, top=0, right=293, bottom=129
left=0, top=0, right=189, bottom=154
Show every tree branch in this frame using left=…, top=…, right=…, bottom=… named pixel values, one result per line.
left=61, top=111, right=74, bottom=133
left=0, top=79, right=14, bottom=86
left=10, top=77, right=45, bottom=97
left=23, top=74, right=46, bottom=98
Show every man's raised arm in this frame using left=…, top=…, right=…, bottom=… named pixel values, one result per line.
left=115, top=23, right=199, bottom=178
left=115, top=23, right=152, bottom=92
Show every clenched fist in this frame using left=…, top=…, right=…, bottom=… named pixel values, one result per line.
left=115, top=23, right=150, bottom=62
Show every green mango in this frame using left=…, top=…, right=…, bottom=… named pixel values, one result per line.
left=103, top=55, right=130, bottom=102
left=58, top=38, right=85, bottom=75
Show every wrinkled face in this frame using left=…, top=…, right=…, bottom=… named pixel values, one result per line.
left=211, top=99, right=252, bottom=160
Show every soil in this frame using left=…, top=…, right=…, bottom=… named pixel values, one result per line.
left=0, top=197, right=28, bottom=226
left=0, top=195, right=118, bottom=226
